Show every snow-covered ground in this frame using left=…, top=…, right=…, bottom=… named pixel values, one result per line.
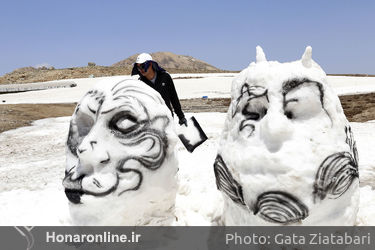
left=1, top=73, right=375, bottom=104
left=0, top=73, right=375, bottom=225
left=0, top=113, right=374, bottom=225
left=0, top=113, right=225, bottom=225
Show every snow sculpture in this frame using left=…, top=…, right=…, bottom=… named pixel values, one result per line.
left=214, top=46, right=359, bottom=225
left=63, top=79, right=178, bottom=225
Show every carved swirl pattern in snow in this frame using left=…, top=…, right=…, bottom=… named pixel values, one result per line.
left=64, top=80, right=170, bottom=204
left=253, top=191, right=309, bottom=224
left=313, top=152, right=359, bottom=202
left=108, top=114, right=169, bottom=171
left=213, top=155, right=245, bottom=206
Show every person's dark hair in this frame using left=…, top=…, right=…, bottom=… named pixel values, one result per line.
left=131, top=61, right=166, bottom=76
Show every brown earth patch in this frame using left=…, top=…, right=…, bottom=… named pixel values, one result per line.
left=0, top=103, right=76, bottom=133
left=339, top=92, right=375, bottom=122
left=0, top=93, right=374, bottom=133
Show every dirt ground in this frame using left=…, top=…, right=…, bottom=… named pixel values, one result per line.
left=0, top=103, right=76, bottom=133
left=0, top=93, right=374, bottom=133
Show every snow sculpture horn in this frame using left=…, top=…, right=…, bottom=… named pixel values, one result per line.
left=256, top=46, right=267, bottom=63
left=301, top=46, right=313, bottom=68
left=63, top=78, right=178, bottom=225
left=215, top=46, right=359, bottom=226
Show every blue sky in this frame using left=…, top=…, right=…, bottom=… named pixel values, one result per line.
left=1, top=0, right=374, bottom=75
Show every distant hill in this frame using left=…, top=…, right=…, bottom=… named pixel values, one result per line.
left=0, top=52, right=227, bottom=84
left=0, top=66, right=132, bottom=84
left=112, top=51, right=221, bottom=72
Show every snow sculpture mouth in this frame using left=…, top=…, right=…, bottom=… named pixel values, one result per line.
left=215, top=151, right=358, bottom=224
left=63, top=171, right=84, bottom=204
left=254, top=191, right=309, bottom=224
left=64, top=187, right=84, bottom=204
left=214, top=154, right=309, bottom=224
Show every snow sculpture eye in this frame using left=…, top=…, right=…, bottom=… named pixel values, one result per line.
left=242, top=98, right=268, bottom=121
left=282, top=78, right=329, bottom=121
left=109, top=111, right=138, bottom=134
left=116, top=119, right=137, bottom=132
left=232, top=84, right=268, bottom=119
left=232, top=84, right=269, bottom=138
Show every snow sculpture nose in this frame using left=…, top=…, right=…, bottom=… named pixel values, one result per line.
left=259, top=107, right=293, bottom=152
left=76, top=132, right=110, bottom=175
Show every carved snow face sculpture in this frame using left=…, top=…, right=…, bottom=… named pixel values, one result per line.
left=214, top=47, right=359, bottom=225
left=64, top=79, right=178, bottom=225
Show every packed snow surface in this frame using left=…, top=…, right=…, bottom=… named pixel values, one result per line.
left=0, top=113, right=374, bottom=225
left=1, top=73, right=375, bottom=104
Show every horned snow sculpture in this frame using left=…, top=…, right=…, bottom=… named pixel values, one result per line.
left=63, top=79, right=178, bottom=225
left=214, top=46, right=359, bottom=225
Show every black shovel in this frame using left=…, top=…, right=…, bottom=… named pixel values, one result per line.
left=177, top=116, right=208, bottom=153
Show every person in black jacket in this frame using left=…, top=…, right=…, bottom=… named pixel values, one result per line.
left=131, top=53, right=187, bottom=126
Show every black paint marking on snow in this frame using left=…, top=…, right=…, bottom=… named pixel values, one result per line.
left=111, top=81, right=164, bottom=104
left=313, top=152, right=359, bottom=202
left=100, top=152, right=110, bottom=164
left=77, top=148, right=86, bottom=154
left=67, top=123, right=79, bottom=157
left=64, top=189, right=84, bottom=204
left=63, top=172, right=120, bottom=202
left=63, top=173, right=85, bottom=204
left=213, top=155, right=245, bottom=206
left=110, top=115, right=169, bottom=171
left=90, top=141, right=97, bottom=149
left=345, top=125, right=359, bottom=166
left=254, top=191, right=309, bottom=224
left=282, top=78, right=332, bottom=123
left=239, top=121, right=255, bottom=137
left=100, top=107, right=116, bottom=114
left=93, top=178, right=103, bottom=188
left=232, top=84, right=268, bottom=118
left=231, top=84, right=268, bottom=138
left=282, top=78, right=324, bottom=106
left=88, top=105, right=97, bottom=114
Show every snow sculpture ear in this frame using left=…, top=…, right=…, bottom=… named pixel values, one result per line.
left=301, top=46, right=312, bottom=68
left=256, top=46, right=267, bottom=63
